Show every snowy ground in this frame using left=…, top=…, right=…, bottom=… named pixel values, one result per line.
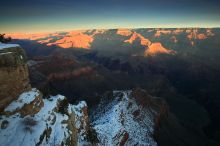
left=92, top=91, right=157, bottom=146
left=0, top=87, right=158, bottom=146
left=5, top=88, right=40, bottom=112
left=0, top=89, right=88, bottom=146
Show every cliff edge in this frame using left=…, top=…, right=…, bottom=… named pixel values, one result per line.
left=0, top=43, right=31, bottom=111
left=0, top=43, right=89, bottom=146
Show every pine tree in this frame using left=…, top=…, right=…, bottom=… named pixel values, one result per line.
left=0, top=34, right=11, bottom=43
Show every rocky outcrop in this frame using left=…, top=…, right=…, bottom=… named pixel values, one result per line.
left=5, top=32, right=52, bottom=40
left=154, top=30, right=172, bottom=37
left=124, top=32, right=151, bottom=46
left=3, top=88, right=44, bottom=117
left=0, top=91, right=89, bottom=146
left=92, top=88, right=208, bottom=146
left=116, top=28, right=133, bottom=36
left=144, top=42, right=175, bottom=56
left=124, top=32, right=174, bottom=56
left=47, top=31, right=94, bottom=49
left=0, top=44, right=90, bottom=146
left=92, top=89, right=159, bottom=145
left=0, top=43, right=31, bottom=111
left=131, top=88, right=209, bottom=146
left=186, top=28, right=214, bottom=41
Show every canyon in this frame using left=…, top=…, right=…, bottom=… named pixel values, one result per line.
left=1, top=27, right=220, bottom=145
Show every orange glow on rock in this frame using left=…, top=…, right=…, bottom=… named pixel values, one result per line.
left=117, top=29, right=133, bottom=36
left=154, top=30, right=172, bottom=37
left=124, top=32, right=151, bottom=46
left=144, top=42, right=175, bottom=56
left=48, top=32, right=94, bottom=49
left=197, top=34, right=207, bottom=40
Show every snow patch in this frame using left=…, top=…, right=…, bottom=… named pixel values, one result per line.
left=4, top=88, right=40, bottom=112
left=93, top=91, right=157, bottom=146
left=0, top=43, right=20, bottom=50
left=0, top=52, right=13, bottom=55
left=1, top=89, right=88, bottom=146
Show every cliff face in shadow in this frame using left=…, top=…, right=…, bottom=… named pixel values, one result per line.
left=91, top=88, right=210, bottom=146
left=131, top=88, right=210, bottom=146
left=0, top=44, right=31, bottom=111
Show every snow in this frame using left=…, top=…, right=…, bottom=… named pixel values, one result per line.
left=0, top=89, right=88, bottom=146
left=0, top=43, right=19, bottom=50
left=4, top=88, right=40, bottom=112
left=0, top=86, right=157, bottom=146
left=27, top=60, right=38, bottom=67
left=69, top=101, right=87, bottom=117
left=93, top=91, right=157, bottom=146
left=68, top=101, right=88, bottom=144
left=1, top=94, right=67, bottom=146
left=0, top=52, right=12, bottom=55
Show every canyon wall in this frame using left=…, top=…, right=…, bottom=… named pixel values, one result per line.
left=0, top=44, right=31, bottom=111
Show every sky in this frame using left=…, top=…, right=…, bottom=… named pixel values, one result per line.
left=1, top=0, right=220, bottom=33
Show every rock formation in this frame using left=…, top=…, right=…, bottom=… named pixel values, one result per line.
left=0, top=43, right=31, bottom=111
left=47, top=31, right=94, bottom=49
left=144, top=42, right=175, bottom=56
left=0, top=43, right=89, bottom=146
left=92, top=88, right=208, bottom=146
left=124, top=32, right=174, bottom=56
left=124, top=32, right=151, bottom=46
left=92, top=89, right=166, bottom=145
left=116, top=28, right=133, bottom=36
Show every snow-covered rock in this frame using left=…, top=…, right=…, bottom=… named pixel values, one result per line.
left=92, top=89, right=163, bottom=146
left=0, top=89, right=89, bottom=146
left=0, top=44, right=90, bottom=146
left=4, top=88, right=41, bottom=113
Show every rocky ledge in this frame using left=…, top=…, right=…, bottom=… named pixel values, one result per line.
left=0, top=88, right=89, bottom=146
left=0, top=43, right=31, bottom=111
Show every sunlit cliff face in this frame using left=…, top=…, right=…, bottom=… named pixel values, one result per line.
left=6, top=28, right=215, bottom=56
left=154, top=30, right=172, bottom=37
left=47, top=32, right=94, bottom=49
left=123, top=31, right=174, bottom=56
left=116, top=28, right=133, bottom=36
left=124, top=32, right=151, bottom=46
left=144, top=42, right=175, bottom=56
left=187, top=32, right=206, bottom=40
left=5, top=33, right=52, bottom=40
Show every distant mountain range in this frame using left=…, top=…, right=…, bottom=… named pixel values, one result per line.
left=6, top=28, right=216, bottom=56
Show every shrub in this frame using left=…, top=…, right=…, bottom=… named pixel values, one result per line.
left=22, top=117, right=38, bottom=133
left=0, top=34, right=11, bottom=43
left=1, top=120, right=9, bottom=129
left=23, top=117, right=38, bottom=127
left=40, top=81, right=58, bottom=98
left=86, top=126, right=99, bottom=144
left=58, top=98, right=69, bottom=115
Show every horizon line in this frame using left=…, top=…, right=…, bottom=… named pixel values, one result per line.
left=3, top=26, right=220, bottom=34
